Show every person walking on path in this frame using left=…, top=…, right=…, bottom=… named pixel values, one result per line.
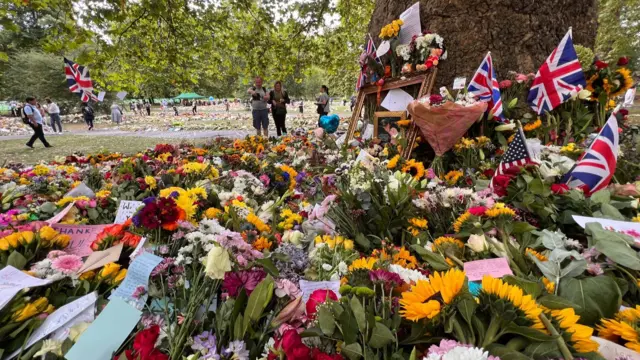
left=316, top=85, right=331, bottom=124
left=45, top=97, right=62, bottom=134
left=269, top=81, right=290, bottom=137
left=248, top=76, right=270, bottom=137
left=111, top=102, right=123, bottom=125
left=145, top=101, right=151, bottom=116
left=23, top=97, right=51, bottom=148
left=192, top=101, right=197, bottom=115
left=81, top=102, right=95, bottom=130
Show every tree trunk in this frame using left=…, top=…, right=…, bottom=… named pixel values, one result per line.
left=367, top=0, right=598, bottom=87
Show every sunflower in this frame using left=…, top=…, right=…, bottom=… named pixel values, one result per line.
left=399, top=268, right=466, bottom=322
left=444, top=170, right=464, bottom=185
left=397, top=120, right=413, bottom=127
left=542, top=277, right=555, bottom=294
left=548, top=308, right=599, bottom=353
left=434, top=236, right=464, bottom=249
left=408, top=217, right=428, bottom=236
left=596, top=306, right=640, bottom=352
left=401, top=159, right=426, bottom=180
left=453, top=211, right=471, bottom=233
left=485, top=203, right=516, bottom=218
left=523, top=119, right=542, bottom=132
left=526, top=248, right=548, bottom=262
left=611, top=67, right=634, bottom=97
left=387, top=155, right=400, bottom=170
left=481, top=276, right=545, bottom=330
left=348, top=257, right=377, bottom=272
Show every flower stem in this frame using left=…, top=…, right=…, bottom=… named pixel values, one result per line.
left=539, top=313, right=573, bottom=360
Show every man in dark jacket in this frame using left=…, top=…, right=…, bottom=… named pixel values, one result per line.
left=81, top=102, right=94, bottom=130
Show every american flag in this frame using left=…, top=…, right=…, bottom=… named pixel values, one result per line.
left=356, top=37, right=376, bottom=91
left=467, top=52, right=504, bottom=121
left=566, top=114, right=619, bottom=194
left=490, top=125, right=537, bottom=188
left=528, top=29, right=585, bottom=114
left=64, top=58, right=98, bottom=102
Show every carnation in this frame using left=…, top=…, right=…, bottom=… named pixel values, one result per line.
left=51, top=254, right=83, bottom=274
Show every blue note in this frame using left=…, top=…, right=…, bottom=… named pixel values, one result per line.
left=65, top=298, right=141, bottom=360
left=110, top=252, right=163, bottom=308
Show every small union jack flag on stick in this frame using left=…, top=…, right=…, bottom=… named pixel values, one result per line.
left=64, top=58, right=99, bottom=102
left=467, top=52, right=504, bottom=121
left=528, top=28, right=586, bottom=114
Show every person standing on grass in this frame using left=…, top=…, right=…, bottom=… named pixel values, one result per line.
left=111, top=102, right=123, bottom=125
left=81, top=102, right=95, bottom=130
left=248, top=76, right=270, bottom=137
left=45, top=97, right=62, bottom=134
left=145, top=101, right=151, bottom=116
left=316, top=85, right=331, bottom=124
left=269, top=81, right=290, bottom=137
left=23, top=97, right=51, bottom=148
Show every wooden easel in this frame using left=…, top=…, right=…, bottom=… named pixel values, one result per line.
left=345, top=68, right=438, bottom=159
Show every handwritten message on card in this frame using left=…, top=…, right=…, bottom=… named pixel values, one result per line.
left=52, top=224, right=108, bottom=257
left=7, top=292, right=97, bottom=359
left=46, top=202, right=75, bottom=225
left=299, top=280, right=341, bottom=304
left=110, top=252, right=163, bottom=307
left=592, top=336, right=640, bottom=359
left=114, top=200, right=143, bottom=224
left=65, top=298, right=141, bottom=360
left=0, top=266, right=51, bottom=310
left=573, top=215, right=640, bottom=244
left=464, top=258, right=513, bottom=282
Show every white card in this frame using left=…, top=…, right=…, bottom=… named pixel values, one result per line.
left=453, top=77, right=467, bottom=90
left=0, top=267, right=52, bottom=310
left=572, top=215, right=640, bottom=243
left=114, top=200, right=143, bottom=224
left=97, top=92, right=106, bottom=102
left=299, top=280, right=341, bottom=304
left=376, top=40, right=391, bottom=58
left=116, top=91, right=127, bottom=100
left=362, top=124, right=374, bottom=140
left=381, top=88, right=414, bottom=112
left=398, top=2, right=421, bottom=45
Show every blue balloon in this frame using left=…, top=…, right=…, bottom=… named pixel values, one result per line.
left=319, top=114, right=340, bottom=134
left=468, top=281, right=482, bottom=297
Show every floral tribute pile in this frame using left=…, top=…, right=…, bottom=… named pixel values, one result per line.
left=1, top=33, right=640, bottom=360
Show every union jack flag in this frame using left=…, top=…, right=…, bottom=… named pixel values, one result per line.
left=490, top=125, right=537, bottom=189
left=528, top=29, right=585, bottom=114
left=467, top=52, right=504, bottom=121
left=566, top=114, right=619, bottom=194
left=356, top=37, right=376, bottom=91
left=64, top=58, right=98, bottom=102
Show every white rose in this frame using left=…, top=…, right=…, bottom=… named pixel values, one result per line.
left=467, top=234, right=489, bottom=253
left=578, top=89, right=592, bottom=100
left=338, top=261, right=348, bottom=275
left=204, top=246, right=231, bottom=279
left=322, top=263, right=333, bottom=271
left=282, top=230, right=304, bottom=245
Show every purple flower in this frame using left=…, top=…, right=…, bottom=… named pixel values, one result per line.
left=223, top=269, right=266, bottom=297
left=223, top=340, right=249, bottom=360
left=132, top=285, right=147, bottom=299
left=192, top=331, right=219, bottom=360
left=369, top=269, right=404, bottom=290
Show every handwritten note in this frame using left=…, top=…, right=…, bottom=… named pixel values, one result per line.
left=77, top=244, right=123, bottom=273
left=51, top=303, right=96, bottom=340
left=46, top=202, right=75, bottom=225
left=573, top=215, right=640, bottom=243
left=381, top=89, right=414, bottom=112
left=398, top=2, right=421, bottom=45
left=0, top=266, right=51, bottom=310
left=52, top=224, right=108, bottom=257
left=65, top=298, right=142, bottom=360
left=464, top=258, right=513, bottom=281
left=299, top=280, right=341, bottom=304
left=592, top=336, right=640, bottom=359
left=335, top=133, right=347, bottom=147
left=110, top=252, right=162, bottom=307
left=6, top=292, right=97, bottom=360
left=114, top=200, right=143, bottom=224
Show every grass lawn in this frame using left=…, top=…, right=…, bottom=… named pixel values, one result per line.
left=0, top=135, right=185, bottom=165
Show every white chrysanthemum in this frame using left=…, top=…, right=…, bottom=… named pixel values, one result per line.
left=389, top=264, right=428, bottom=284
left=424, top=346, right=491, bottom=360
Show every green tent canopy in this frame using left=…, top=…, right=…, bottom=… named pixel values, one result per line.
left=174, top=92, right=206, bottom=100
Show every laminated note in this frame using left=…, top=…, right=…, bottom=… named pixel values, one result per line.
left=110, top=252, right=162, bottom=308
left=398, top=2, right=421, bottom=45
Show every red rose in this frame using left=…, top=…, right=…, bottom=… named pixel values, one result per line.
left=492, top=174, right=512, bottom=197
left=305, top=289, right=338, bottom=318
left=595, top=60, right=609, bottom=69
left=619, top=108, right=629, bottom=116
left=551, top=183, right=570, bottom=195
left=312, top=348, right=345, bottom=360
left=483, top=168, right=495, bottom=178
left=280, top=330, right=310, bottom=360
left=133, top=326, right=160, bottom=358
left=499, top=80, right=512, bottom=89
left=617, top=57, right=629, bottom=66
left=468, top=206, right=487, bottom=216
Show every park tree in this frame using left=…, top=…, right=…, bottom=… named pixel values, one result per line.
left=596, top=0, right=640, bottom=70
left=366, top=0, right=599, bottom=86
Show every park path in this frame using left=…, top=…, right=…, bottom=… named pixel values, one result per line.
left=0, top=128, right=251, bottom=141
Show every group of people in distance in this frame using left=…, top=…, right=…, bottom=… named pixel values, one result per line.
left=247, top=76, right=331, bottom=137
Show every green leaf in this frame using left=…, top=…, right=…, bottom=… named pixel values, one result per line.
left=558, top=276, right=621, bottom=325
left=529, top=178, right=545, bottom=195
left=590, top=190, right=610, bottom=205
left=456, top=295, right=477, bottom=325
left=254, top=258, right=280, bottom=277
left=537, top=294, right=582, bottom=310
left=243, top=275, right=274, bottom=334
left=368, top=322, right=394, bottom=348
left=503, top=324, right=555, bottom=342
left=599, top=203, right=625, bottom=220
left=354, top=233, right=370, bottom=250
left=39, top=202, right=57, bottom=214
left=349, top=296, right=366, bottom=333
left=503, top=276, right=543, bottom=299
left=409, top=347, right=417, bottom=360
left=511, top=222, right=537, bottom=234
left=559, top=259, right=587, bottom=278
left=317, top=305, right=335, bottom=336
left=411, top=245, right=450, bottom=271
left=523, top=342, right=562, bottom=358
left=87, top=208, right=99, bottom=220
left=7, top=251, right=27, bottom=270
left=341, top=343, right=363, bottom=360
left=339, top=308, right=358, bottom=344
left=485, top=344, right=532, bottom=360
left=233, top=314, right=244, bottom=340
left=588, top=224, right=640, bottom=270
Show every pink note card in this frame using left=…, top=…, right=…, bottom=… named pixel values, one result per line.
left=463, top=258, right=513, bottom=282
left=46, top=202, right=75, bottom=225
left=52, top=224, right=109, bottom=257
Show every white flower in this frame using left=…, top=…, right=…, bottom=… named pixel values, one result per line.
left=467, top=234, right=489, bottom=253
left=282, top=230, right=304, bottom=246
left=424, top=345, right=492, bottom=360
left=389, top=264, right=428, bottom=284
left=322, top=263, right=333, bottom=271
left=495, top=123, right=516, bottom=131
left=578, top=89, right=592, bottom=100
left=204, top=246, right=231, bottom=279
left=337, top=261, right=348, bottom=275
left=34, top=339, right=63, bottom=358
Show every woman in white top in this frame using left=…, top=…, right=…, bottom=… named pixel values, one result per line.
left=111, top=103, right=123, bottom=125
left=316, top=85, right=331, bottom=125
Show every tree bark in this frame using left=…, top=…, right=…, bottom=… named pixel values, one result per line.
left=367, top=0, right=598, bottom=87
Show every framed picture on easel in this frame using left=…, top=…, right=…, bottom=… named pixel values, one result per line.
left=373, top=111, right=406, bottom=143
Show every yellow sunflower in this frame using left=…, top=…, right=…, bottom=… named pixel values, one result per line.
left=549, top=308, right=599, bottom=353
left=348, top=257, right=377, bottom=272
left=399, top=268, right=466, bottom=322
left=526, top=248, right=548, bottom=262
left=481, top=276, right=545, bottom=330
left=401, top=159, right=426, bottom=180
left=444, top=170, right=464, bottom=185
left=611, top=68, right=634, bottom=97
left=453, top=211, right=472, bottom=233
left=596, top=305, right=640, bottom=352
left=523, top=119, right=542, bottom=132
left=387, top=155, right=400, bottom=170
left=485, top=203, right=516, bottom=218
left=434, top=236, right=464, bottom=249
left=393, top=247, right=418, bottom=269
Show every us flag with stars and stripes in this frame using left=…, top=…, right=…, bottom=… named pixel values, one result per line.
left=467, top=52, right=504, bottom=121
left=566, top=113, right=619, bottom=194
left=64, top=57, right=98, bottom=102
left=527, top=29, right=586, bottom=114
left=490, top=125, right=538, bottom=189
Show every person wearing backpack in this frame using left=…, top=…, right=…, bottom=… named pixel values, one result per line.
left=315, top=85, right=331, bottom=125
left=247, top=76, right=271, bottom=137
left=81, top=102, right=95, bottom=130
left=23, top=96, right=52, bottom=148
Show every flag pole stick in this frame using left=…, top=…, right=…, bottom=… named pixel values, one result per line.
left=367, top=33, right=381, bottom=61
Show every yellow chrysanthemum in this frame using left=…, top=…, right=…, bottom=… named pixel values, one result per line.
left=401, top=159, right=425, bottom=180
left=453, top=211, right=471, bottom=233
left=204, top=207, right=222, bottom=220
left=348, top=257, right=377, bottom=272
left=485, top=203, right=516, bottom=218
left=526, top=248, right=548, bottom=262
left=33, top=164, right=50, bottom=176
left=95, top=190, right=111, bottom=199
left=481, top=276, right=545, bottom=330
left=524, top=119, right=542, bottom=132
left=387, top=155, right=400, bottom=169
left=444, top=170, right=464, bottom=185
left=631, top=215, right=640, bottom=223
left=393, top=247, right=418, bottom=269
left=247, top=212, right=271, bottom=233
left=550, top=308, right=599, bottom=353
left=278, top=209, right=303, bottom=230
left=475, top=136, right=491, bottom=147
left=253, top=236, right=273, bottom=251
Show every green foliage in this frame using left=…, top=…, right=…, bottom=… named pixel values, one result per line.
left=595, top=0, right=640, bottom=71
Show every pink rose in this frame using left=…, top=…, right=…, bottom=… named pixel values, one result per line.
left=515, top=74, right=528, bottom=83
left=306, top=289, right=338, bottom=318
